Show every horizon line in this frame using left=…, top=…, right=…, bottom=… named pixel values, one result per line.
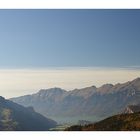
left=0, top=66, right=140, bottom=70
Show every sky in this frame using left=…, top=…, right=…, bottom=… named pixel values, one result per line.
left=0, top=9, right=140, bottom=98
left=0, top=9, right=140, bottom=68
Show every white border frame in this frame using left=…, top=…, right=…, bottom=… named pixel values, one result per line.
left=0, top=0, right=140, bottom=9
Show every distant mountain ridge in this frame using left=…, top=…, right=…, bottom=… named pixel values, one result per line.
left=10, top=78, right=140, bottom=123
left=0, top=96, right=56, bottom=130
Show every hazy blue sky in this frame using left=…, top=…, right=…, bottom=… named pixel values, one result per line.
left=0, top=9, right=140, bottom=68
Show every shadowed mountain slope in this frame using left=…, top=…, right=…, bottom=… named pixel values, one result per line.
left=0, top=96, right=56, bottom=130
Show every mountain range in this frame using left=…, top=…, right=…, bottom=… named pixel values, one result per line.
left=0, top=96, right=56, bottom=130
left=10, top=77, right=140, bottom=123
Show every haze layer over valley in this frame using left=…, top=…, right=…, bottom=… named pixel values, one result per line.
left=1, top=67, right=140, bottom=98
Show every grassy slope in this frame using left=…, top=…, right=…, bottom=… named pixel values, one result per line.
left=65, top=112, right=140, bottom=131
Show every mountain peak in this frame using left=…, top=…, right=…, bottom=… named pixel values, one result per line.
left=100, top=84, right=114, bottom=88
left=97, top=84, right=113, bottom=94
left=0, top=96, right=5, bottom=102
left=132, top=77, right=140, bottom=83
left=0, top=96, right=5, bottom=100
left=39, top=87, right=66, bottom=93
left=129, top=77, right=140, bottom=90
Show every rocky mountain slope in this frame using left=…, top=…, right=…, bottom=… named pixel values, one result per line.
left=123, top=104, right=140, bottom=114
left=10, top=78, right=140, bottom=123
left=0, top=96, right=56, bottom=130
